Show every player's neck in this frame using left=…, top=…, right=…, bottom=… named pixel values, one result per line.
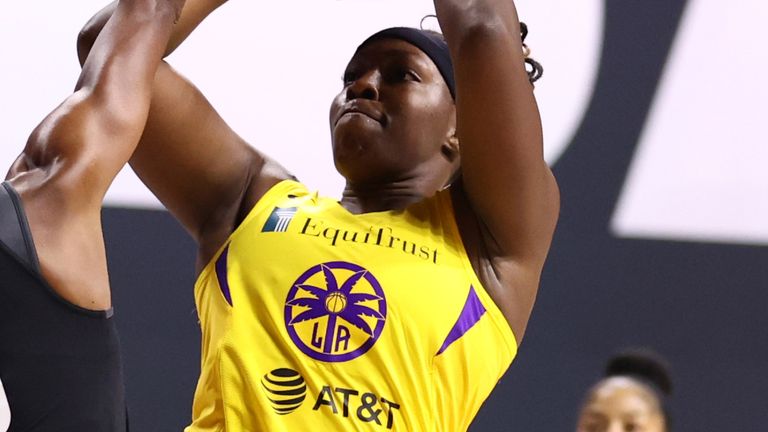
left=339, top=180, right=437, bottom=214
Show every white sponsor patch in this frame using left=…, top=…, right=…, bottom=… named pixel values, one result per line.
left=0, top=377, right=10, bottom=432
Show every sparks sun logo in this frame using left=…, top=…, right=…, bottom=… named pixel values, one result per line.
left=284, top=261, right=386, bottom=362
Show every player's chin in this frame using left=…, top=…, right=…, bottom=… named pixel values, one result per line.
left=332, top=114, right=383, bottom=143
left=332, top=127, right=391, bottom=178
left=333, top=150, right=367, bottom=181
left=333, top=151, right=389, bottom=186
left=331, top=123, right=380, bottom=160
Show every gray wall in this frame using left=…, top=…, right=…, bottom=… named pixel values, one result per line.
left=103, top=0, right=768, bottom=430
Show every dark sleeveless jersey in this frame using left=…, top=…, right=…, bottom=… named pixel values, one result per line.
left=0, top=182, right=128, bottom=432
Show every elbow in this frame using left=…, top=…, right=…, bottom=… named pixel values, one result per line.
left=438, top=1, right=519, bottom=44
left=462, top=20, right=510, bottom=44
left=76, top=2, right=117, bottom=67
left=442, top=18, right=519, bottom=66
left=456, top=15, right=516, bottom=43
left=76, top=19, right=99, bottom=67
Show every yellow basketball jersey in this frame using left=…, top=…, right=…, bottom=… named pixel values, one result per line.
left=186, top=180, right=517, bottom=432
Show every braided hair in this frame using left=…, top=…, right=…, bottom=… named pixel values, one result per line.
left=519, top=22, right=543, bottom=84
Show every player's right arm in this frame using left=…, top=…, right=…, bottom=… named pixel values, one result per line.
left=78, top=0, right=293, bottom=270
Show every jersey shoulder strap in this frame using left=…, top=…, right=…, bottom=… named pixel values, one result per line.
left=0, top=181, right=40, bottom=273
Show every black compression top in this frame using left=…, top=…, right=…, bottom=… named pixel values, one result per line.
left=0, top=182, right=128, bottom=432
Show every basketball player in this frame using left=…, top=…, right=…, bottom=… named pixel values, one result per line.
left=80, top=0, right=559, bottom=430
left=577, top=350, right=673, bottom=432
left=0, top=0, right=184, bottom=430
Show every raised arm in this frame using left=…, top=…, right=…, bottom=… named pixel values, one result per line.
left=78, top=1, right=292, bottom=270
left=6, top=0, right=184, bottom=310
left=77, top=0, right=223, bottom=63
left=435, top=0, right=560, bottom=340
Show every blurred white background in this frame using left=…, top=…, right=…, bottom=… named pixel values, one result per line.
left=0, top=0, right=602, bottom=205
left=3, top=1, right=765, bottom=246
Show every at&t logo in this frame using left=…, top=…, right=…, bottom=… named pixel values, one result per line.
left=260, top=368, right=402, bottom=429
left=261, top=369, right=308, bottom=415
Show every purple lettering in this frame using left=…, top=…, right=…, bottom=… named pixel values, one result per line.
left=334, top=325, right=351, bottom=353
left=311, top=322, right=324, bottom=349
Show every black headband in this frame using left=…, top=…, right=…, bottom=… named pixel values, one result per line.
left=357, top=27, right=456, bottom=100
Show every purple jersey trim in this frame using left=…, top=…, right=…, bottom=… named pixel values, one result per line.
left=215, top=245, right=233, bottom=306
left=436, top=286, right=487, bottom=356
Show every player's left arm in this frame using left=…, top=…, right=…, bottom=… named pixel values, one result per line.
left=435, top=0, right=560, bottom=341
left=4, top=0, right=184, bottom=310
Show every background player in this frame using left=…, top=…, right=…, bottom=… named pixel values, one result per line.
left=576, top=349, right=673, bottom=432
left=0, top=0, right=184, bottom=429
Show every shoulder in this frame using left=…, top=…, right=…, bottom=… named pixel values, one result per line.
left=196, top=176, right=306, bottom=271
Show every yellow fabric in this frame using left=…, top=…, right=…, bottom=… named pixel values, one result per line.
left=186, top=180, right=517, bottom=432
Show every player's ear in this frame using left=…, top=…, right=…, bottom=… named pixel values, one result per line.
left=442, top=130, right=460, bottom=162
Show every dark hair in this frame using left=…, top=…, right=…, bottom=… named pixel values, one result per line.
left=605, top=349, right=673, bottom=396
left=604, top=348, right=673, bottom=428
left=519, top=22, right=544, bottom=84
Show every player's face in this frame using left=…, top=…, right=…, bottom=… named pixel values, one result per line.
left=576, top=378, right=666, bottom=432
left=329, top=38, right=457, bottom=186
